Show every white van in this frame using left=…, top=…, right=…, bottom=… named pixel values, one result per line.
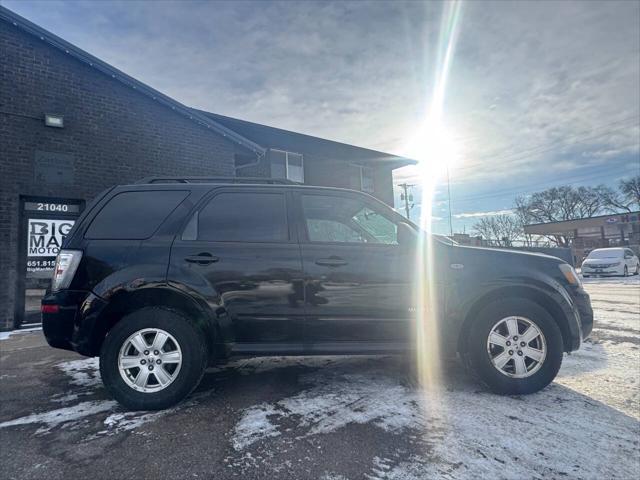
left=581, top=247, right=639, bottom=277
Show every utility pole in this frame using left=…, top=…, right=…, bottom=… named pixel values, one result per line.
left=446, top=167, right=453, bottom=237
left=398, top=183, right=414, bottom=220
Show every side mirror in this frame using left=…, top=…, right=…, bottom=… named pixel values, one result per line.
left=397, top=222, right=417, bottom=248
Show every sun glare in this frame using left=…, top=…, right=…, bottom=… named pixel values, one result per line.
left=408, top=0, right=463, bottom=410
left=406, top=120, right=459, bottom=188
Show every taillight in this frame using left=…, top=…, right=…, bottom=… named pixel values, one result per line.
left=52, top=250, right=83, bottom=292
left=41, top=304, right=60, bottom=314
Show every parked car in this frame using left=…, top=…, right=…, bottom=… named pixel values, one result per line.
left=42, top=178, right=593, bottom=410
left=581, top=247, right=640, bottom=277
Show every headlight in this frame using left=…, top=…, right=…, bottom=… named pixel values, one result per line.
left=52, top=250, right=82, bottom=291
left=559, top=264, right=582, bottom=287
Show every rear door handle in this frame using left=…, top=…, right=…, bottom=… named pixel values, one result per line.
left=184, top=253, right=219, bottom=265
left=315, top=257, right=348, bottom=267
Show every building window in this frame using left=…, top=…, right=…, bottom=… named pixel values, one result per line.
left=361, top=167, right=375, bottom=193
left=270, top=149, right=304, bottom=183
left=350, top=165, right=375, bottom=193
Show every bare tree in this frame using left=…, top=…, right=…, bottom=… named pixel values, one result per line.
left=618, top=176, right=640, bottom=211
left=513, top=197, right=536, bottom=246
left=513, top=185, right=606, bottom=246
left=473, top=214, right=522, bottom=247
left=597, top=176, right=640, bottom=213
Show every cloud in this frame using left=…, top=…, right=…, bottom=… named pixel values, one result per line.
left=454, top=209, right=513, bottom=219
left=5, top=0, right=639, bottom=222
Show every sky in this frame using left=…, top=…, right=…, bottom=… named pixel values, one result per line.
left=4, top=0, right=639, bottom=234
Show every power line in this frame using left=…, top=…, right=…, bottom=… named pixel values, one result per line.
left=447, top=167, right=637, bottom=205
left=450, top=167, right=636, bottom=204
left=453, top=116, right=639, bottom=173
left=438, top=162, right=631, bottom=202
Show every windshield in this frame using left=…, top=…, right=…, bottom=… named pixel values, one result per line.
left=587, top=249, right=623, bottom=259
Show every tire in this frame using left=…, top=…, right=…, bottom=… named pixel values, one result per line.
left=623, top=266, right=628, bottom=277
left=463, top=298, right=563, bottom=395
left=635, top=264, right=639, bottom=276
left=100, top=307, right=207, bottom=410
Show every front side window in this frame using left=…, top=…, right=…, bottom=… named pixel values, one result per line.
left=198, top=192, right=288, bottom=242
left=270, top=149, right=304, bottom=183
left=302, top=194, right=397, bottom=244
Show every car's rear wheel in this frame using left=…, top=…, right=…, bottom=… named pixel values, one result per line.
left=100, top=307, right=207, bottom=410
left=464, top=298, right=563, bottom=395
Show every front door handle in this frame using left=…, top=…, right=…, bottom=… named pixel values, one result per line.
left=315, top=257, right=348, bottom=267
left=185, top=253, right=219, bottom=265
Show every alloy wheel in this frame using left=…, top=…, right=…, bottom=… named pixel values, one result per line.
left=118, top=328, right=183, bottom=392
left=486, top=316, right=547, bottom=379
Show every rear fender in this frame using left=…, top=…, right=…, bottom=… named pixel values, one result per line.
left=81, top=285, right=227, bottom=361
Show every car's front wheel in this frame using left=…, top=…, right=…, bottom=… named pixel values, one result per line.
left=464, top=298, right=563, bottom=395
left=100, top=307, right=207, bottom=410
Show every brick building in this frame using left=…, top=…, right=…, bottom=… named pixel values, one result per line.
left=0, top=7, right=413, bottom=330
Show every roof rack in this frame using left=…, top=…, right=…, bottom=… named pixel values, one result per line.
left=136, top=176, right=299, bottom=185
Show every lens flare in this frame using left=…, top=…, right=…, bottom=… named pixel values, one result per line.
left=408, top=1, right=463, bottom=397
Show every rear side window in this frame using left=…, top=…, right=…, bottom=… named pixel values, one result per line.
left=198, top=192, right=288, bottom=242
left=85, top=190, right=188, bottom=239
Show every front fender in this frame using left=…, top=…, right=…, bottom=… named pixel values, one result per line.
left=447, top=272, right=582, bottom=354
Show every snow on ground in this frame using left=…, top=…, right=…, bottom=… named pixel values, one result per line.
left=0, top=326, right=42, bottom=341
left=0, top=356, right=163, bottom=436
left=56, top=357, right=101, bottom=388
left=580, top=275, right=640, bottom=285
left=0, top=278, right=638, bottom=478
left=557, top=275, right=640, bottom=417
left=229, top=278, right=640, bottom=478
left=0, top=401, right=117, bottom=434
left=232, top=365, right=423, bottom=450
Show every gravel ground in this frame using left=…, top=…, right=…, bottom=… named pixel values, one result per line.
left=0, top=278, right=638, bottom=480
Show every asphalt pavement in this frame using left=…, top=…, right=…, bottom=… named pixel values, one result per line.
left=1, top=278, right=638, bottom=480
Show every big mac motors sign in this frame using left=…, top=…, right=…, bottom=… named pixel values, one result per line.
left=27, top=219, right=75, bottom=273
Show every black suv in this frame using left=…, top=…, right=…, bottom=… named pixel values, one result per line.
left=42, top=177, right=593, bottom=410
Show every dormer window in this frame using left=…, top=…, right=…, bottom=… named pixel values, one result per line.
left=270, top=149, right=304, bottom=183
